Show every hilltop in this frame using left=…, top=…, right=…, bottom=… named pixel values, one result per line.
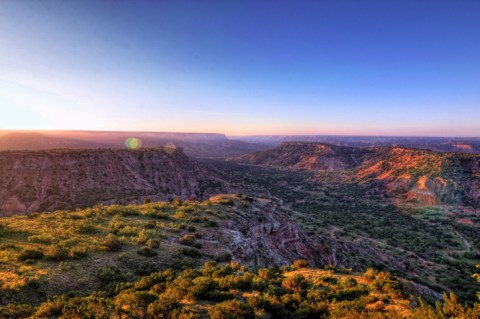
left=235, top=142, right=370, bottom=171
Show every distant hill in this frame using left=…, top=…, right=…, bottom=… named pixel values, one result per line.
left=0, top=147, right=229, bottom=215
left=231, top=135, right=480, bottom=154
left=233, top=142, right=480, bottom=207
left=0, top=131, right=266, bottom=158
left=357, top=146, right=480, bottom=207
left=235, top=142, right=370, bottom=170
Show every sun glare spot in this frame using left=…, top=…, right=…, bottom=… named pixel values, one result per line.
left=125, top=137, right=142, bottom=150
left=164, top=142, right=176, bottom=154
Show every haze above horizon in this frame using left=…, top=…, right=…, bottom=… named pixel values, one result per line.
left=1, top=1, right=479, bottom=137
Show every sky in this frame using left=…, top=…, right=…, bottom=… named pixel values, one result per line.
left=0, top=0, right=479, bottom=136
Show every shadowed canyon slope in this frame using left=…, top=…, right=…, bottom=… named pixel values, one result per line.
left=234, top=142, right=480, bottom=207
left=0, top=147, right=229, bottom=215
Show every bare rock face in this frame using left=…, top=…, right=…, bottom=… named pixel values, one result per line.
left=357, top=147, right=480, bottom=207
left=216, top=197, right=335, bottom=267
left=214, top=196, right=436, bottom=277
left=0, top=148, right=228, bottom=215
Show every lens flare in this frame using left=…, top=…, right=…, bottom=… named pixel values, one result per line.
left=164, top=142, right=176, bottom=154
left=125, top=137, right=142, bottom=150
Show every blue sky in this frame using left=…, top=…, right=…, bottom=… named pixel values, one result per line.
left=1, top=0, right=479, bottom=136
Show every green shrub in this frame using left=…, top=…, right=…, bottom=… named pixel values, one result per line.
left=114, top=291, right=158, bottom=318
left=134, top=262, right=158, bottom=276
left=317, top=275, right=337, bottom=285
left=208, top=299, right=255, bottom=319
left=331, top=300, right=366, bottom=317
left=71, top=220, right=95, bottom=234
left=363, top=268, right=378, bottom=283
left=146, top=211, right=169, bottom=220
left=215, top=252, right=232, bottom=263
left=0, top=244, right=16, bottom=250
left=146, top=239, right=160, bottom=249
left=61, top=296, right=114, bottom=319
left=144, top=221, right=157, bottom=229
left=293, top=259, right=310, bottom=269
left=181, top=248, right=202, bottom=258
left=34, top=297, right=66, bottom=317
left=180, top=234, right=196, bottom=246
left=0, top=223, right=9, bottom=237
left=220, top=199, right=235, bottom=206
left=282, top=274, right=308, bottom=292
left=146, top=297, right=181, bottom=317
left=69, top=246, right=88, bottom=258
left=137, top=246, right=158, bottom=257
left=97, top=265, right=124, bottom=285
left=16, top=249, right=44, bottom=262
left=45, top=245, right=69, bottom=261
left=102, top=234, right=122, bottom=251
left=188, top=277, right=216, bottom=300
left=106, top=205, right=140, bottom=216
left=28, top=234, right=56, bottom=244
left=293, top=302, right=329, bottom=319
left=0, top=304, right=33, bottom=319
left=370, top=272, right=403, bottom=298
left=339, top=277, right=357, bottom=289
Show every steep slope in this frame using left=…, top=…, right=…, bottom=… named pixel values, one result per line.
left=235, top=142, right=370, bottom=170
left=0, top=147, right=228, bottom=215
left=357, top=147, right=480, bottom=206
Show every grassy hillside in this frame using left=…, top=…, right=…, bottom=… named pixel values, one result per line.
left=1, top=261, right=479, bottom=318
left=0, top=196, right=246, bottom=306
left=0, top=198, right=479, bottom=318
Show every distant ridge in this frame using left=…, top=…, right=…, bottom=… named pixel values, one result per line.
left=230, top=135, right=480, bottom=154
left=0, top=130, right=267, bottom=158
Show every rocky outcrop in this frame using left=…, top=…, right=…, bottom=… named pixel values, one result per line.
left=0, top=148, right=229, bottom=215
left=357, top=147, right=480, bottom=206
left=215, top=197, right=330, bottom=267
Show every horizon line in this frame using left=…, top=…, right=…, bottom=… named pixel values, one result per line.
left=1, top=129, right=479, bottom=139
